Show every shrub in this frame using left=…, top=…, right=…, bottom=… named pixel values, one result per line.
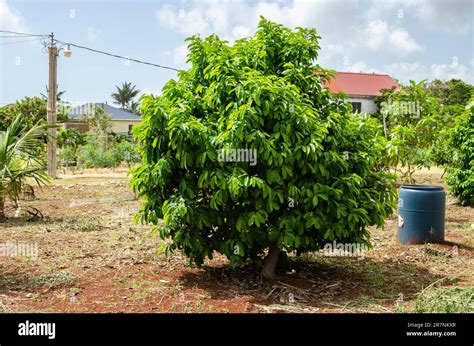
left=78, top=143, right=121, bottom=168
left=77, top=135, right=140, bottom=169
left=0, top=116, right=50, bottom=222
left=446, top=102, right=474, bottom=206
left=130, top=18, right=397, bottom=279
left=381, top=81, right=442, bottom=182
left=113, top=141, right=141, bottom=168
left=57, top=128, right=86, bottom=167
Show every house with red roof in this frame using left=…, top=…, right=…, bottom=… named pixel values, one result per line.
left=323, top=72, right=399, bottom=114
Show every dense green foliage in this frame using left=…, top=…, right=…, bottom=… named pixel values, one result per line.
left=426, top=79, right=474, bottom=106
left=76, top=135, right=140, bottom=169
left=373, top=79, right=474, bottom=182
left=130, top=18, right=397, bottom=271
left=379, top=81, right=441, bottom=182
left=0, top=97, right=47, bottom=131
left=446, top=102, right=474, bottom=206
left=0, top=96, right=69, bottom=132
left=57, top=128, right=86, bottom=166
left=0, top=115, right=50, bottom=222
left=377, top=80, right=468, bottom=182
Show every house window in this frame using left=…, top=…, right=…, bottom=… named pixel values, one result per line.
left=128, top=124, right=133, bottom=135
left=351, top=102, right=362, bottom=113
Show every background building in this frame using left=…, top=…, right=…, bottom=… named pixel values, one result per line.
left=323, top=72, right=399, bottom=114
left=65, top=102, right=141, bottom=136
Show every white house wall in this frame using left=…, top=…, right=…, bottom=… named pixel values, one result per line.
left=348, top=97, right=378, bottom=114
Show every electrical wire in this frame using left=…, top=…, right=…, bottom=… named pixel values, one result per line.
left=56, top=39, right=180, bottom=72
left=0, top=37, right=44, bottom=45
left=0, top=35, right=37, bottom=38
left=0, top=30, right=180, bottom=72
left=0, top=30, right=48, bottom=37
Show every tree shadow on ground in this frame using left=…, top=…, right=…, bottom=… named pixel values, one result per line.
left=177, top=256, right=444, bottom=310
left=0, top=216, right=65, bottom=229
left=440, top=240, right=474, bottom=252
left=0, top=269, right=76, bottom=293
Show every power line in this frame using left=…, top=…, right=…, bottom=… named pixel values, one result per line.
left=57, top=40, right=180, bottom=72
left=0, top=37, right=43, bottom=45
left=0, top=30, right=180, bottom=72
left=0, top=30, right=47, bottom=37
left=0, top=35, right=37, bottom=38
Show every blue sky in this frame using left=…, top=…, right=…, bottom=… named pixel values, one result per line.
left=1, top=0, right=473, bottom=106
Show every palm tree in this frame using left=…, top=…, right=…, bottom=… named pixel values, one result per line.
left=0, top=115, right=51, bottom=222
left=111, top=82, right=140, bottom=111
left=40, top=85, right=66, bottom=101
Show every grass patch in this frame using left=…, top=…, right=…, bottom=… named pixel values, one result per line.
left=414, top=286, right=473, bottom=313
left=422, top=247, right=453, bottom=259
left=57, top=217, right=108, bottom=232
left=0, top=272, right=75, bottom=291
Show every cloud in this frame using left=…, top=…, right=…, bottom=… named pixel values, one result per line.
left=156, top=5, right=209, bottom=36
left=0, top=0, right=28, bottom=32
left=413, top=0, right=473, bottom=35
left=385, top=60, right=473, bottom=84
left=155, top=0, right=360, bottom=41
left=155, top=0, right=469, bottom=83
left=363, top=20, right=424, bottom=59
left=231, top=25, right=251, bottom=39
left=430, top=62, right=471, bottom=82
left=345, top=61, right=368, bottom=73
left=172, top=44, right=189, bottom=69
left=365, top=0, right=473, bottom=35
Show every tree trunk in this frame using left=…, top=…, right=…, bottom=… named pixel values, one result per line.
left=262, top=242, right=280, bottom=280
left=441, top=168, right=446, bottom=180
left=0, top=194, right=6, bottom=223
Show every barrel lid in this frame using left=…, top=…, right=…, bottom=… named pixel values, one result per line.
left=400, top=184, right=444, bottom=191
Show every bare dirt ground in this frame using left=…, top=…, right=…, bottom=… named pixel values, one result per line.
left=0, top=167, right=472, bottom=313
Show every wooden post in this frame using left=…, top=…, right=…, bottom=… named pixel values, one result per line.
left=47, top=33, right=57, bottom=178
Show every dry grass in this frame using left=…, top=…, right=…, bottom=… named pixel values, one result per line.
left=0, top=167, right=472, bottom=313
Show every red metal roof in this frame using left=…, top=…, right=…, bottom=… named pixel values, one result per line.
left=322, top=72, right=399, bottom=97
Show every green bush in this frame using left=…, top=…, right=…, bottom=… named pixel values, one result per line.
left=381, top=81, right=442, bottom=182
left=59, top=147, right=76, bottom=167
left=114, top=141, right=141, bottom=168
left=446, top=102, right=474, bottom=206
left=77, top=135, right=140, bottom=169
left=130, top=18, right=397, bottom=279
left=78, top=144, right=121, bottom=168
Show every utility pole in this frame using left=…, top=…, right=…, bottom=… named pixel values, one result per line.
left=47, top=32, right=57, bottom=178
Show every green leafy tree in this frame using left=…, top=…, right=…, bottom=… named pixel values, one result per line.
left=0, top=97, right=47, bottom=131
left=57, top=128, right=86, bottom=167
left=381, top=80, right=442, bottom=182
left=130, top=18, right=397, bottom=279
left=80, top=106, right=112, bottom=136
left=111, top=82, right=141, bottom=112
left=0, top=96, right=70, bottom=131
left=428, top=104, right=464, bottom=173
left=446, top=101, right=474, bottom=206
left=0, top=115, right=50, bottom=222
left=426, top=79, right=473, bottom=106
left=114, top=141, right=141, bottom=168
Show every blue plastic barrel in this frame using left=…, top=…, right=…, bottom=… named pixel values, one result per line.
left=397, top=185, right=446, bottom=244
